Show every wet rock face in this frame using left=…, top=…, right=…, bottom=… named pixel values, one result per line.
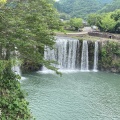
left=98, top=41, right=120, bottom=73
left=88, top=41, right=94, bottom=70
left=75, top=40, right=82, bottom=69
left=111, top=68, right=118, bottom=73
left=21, top=61, right=42, bottom=73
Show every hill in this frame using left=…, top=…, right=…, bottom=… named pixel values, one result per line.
left=55, top=0, right=113, bottom=19
left=98, top=0, right=120, bottom=13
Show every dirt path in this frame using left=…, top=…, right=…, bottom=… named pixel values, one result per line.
left=56, top=32, right=88, bottom=37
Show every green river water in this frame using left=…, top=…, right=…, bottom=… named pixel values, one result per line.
left=22, top=71, right=120, bottom=120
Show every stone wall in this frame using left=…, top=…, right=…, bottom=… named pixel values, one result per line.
left=88, top=32, right=120, bottom=40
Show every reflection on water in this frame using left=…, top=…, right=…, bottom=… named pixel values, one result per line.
left=22, top=72, right=120, bottom=120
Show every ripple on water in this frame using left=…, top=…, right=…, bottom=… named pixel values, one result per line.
left=22, top=72, right=120, bottom=120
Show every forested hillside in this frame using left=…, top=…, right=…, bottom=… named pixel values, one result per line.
left=55, top=0, right=113, bottom=19
left=98, top=0, right=120, bottom=13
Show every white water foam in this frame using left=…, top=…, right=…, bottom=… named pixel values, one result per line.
left=93, top=41, right=98, bottom=71
left=81, top=40, right=89, bottom=71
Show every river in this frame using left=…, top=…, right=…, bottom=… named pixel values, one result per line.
left=22, top=71, right=120, bottom=120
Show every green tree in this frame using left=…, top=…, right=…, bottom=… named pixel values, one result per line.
left=88, top=12, right=118, bottom=33
left=111, top=9, right=120, bottom=21
left=0, top=0, right=6, bottom=4
left=87, top=14, right=102, bottom=26
left=0, top=0, right=60, bottom=71
left=69, top=18, right=83, bottom=31
left=99, top=13, right=116, bottom=32
left=59, top=13, right=71, bottom=20
left=114, top=20, right=120, bottom=33
left=111, top=9, right=120, bottom=33
left=0, top=0, right=60, bottom=119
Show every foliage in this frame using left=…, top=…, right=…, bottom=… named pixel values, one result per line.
left=59, top=13, right=71, bottom=20
left=0, top=0, right=61, bottom=119
left=99, top=13, right=116, bottom=32
left=87, top=14, right=102, bottom=26
left=111, top=9, right=120, bottom=33
left=0, top=0, right=6, bottom=4
left=101, top=41, right=120, bottom=70
left=87, top=10, right=120, bottom=33
left=0, top=69, right=32, bottom=120
left=111, top=9, right=120, bottom=21
left=98, top=0, right=120, bottom=13
left=0, top=0, right=60, bottom=71
left=54, top=0, right=119, bottom=19
left=55, top=0, right=103, bottom=19
left=69, top=18, right=83, bottom=31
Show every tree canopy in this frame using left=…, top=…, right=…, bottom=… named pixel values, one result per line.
left=0, top=0, right=6, bottom=4
left=0, top=0, right=61, bottom=119
left=69, top=18, right=83, bottom=31
left=0, top=0, right=61, bottom=71
left=87, top=9, right=120, bottom=33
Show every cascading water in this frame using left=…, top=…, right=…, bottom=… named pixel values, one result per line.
left=81, top=40, right=89, bottom=71
left=12, top=65, right=21, bottom=76
left=43, top=37, right=79, bottom=71
left=11, top=53, right=21, bottom=76
left=42, top=37, right=99, bottom=73
left=12, top=59, right=26, bottom=80
left=93, top=41, right=98, bottom=71
left=42, top=46, right=56, bottom=71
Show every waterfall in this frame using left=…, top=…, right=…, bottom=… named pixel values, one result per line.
left=12, top=58, right=21, bottom=76
left=43, top=37, right=79, bottom=71
left=81, top=40, right=89, bottom=71
left=11, top=58, right=26, bottom=80
left=12, top=65, right=21, bottom=76
left=66, top=39, right=78, bottom=69
left=42, top=37, right=99, bottom=73
left=93, top=41, right=98, bottom=71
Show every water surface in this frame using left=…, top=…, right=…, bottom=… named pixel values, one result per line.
left=22, top=71, right=120, bottom=120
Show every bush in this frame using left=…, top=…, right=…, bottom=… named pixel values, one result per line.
left=0, top=70, right=33, bottom=120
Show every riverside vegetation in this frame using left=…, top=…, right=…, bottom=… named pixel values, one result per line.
left=0, top=0, right=61, bottom=119
left=0, top=0, right=120, bottom=119
left=100, top=41, right=120, bottom=72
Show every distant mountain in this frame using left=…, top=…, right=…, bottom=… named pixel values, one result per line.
left=55, top=0, right=113, bottom=19
left=98, top=0, right=120, bottom=13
